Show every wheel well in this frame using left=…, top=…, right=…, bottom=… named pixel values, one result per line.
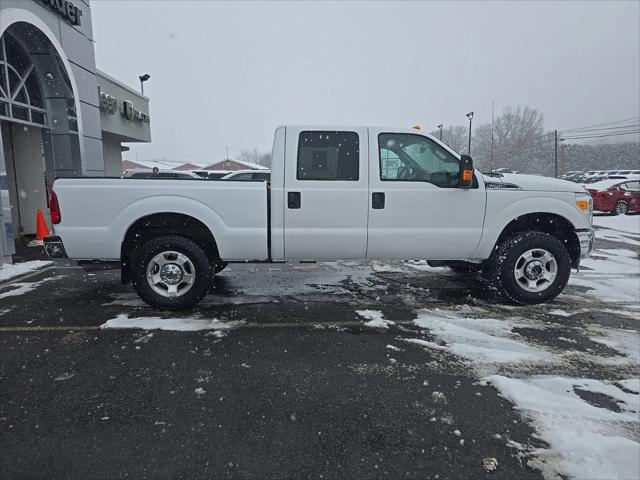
left=120, top=213, right=219, bottom=284
left=495, top=213, right=580, bottom=267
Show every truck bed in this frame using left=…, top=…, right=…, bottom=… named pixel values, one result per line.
left=52, top=178, right=268, bottom=261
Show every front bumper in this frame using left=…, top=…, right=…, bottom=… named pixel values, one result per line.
left=576, top=229, right=595, bottom=259
left=43, top=235, right=68, bottom=258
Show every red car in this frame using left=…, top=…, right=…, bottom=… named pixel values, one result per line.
left=587, top=179, right=640, bottom=215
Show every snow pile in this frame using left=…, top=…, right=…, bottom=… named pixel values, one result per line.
left=101, top=314, right=244, bottom=331
left=484, top=375, right=640, bottom=480
left=356, top=310, right=395, bottom=329
left=0, top=260, right=53, bottom=282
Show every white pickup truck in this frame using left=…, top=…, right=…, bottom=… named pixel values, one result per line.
left=45, top=126, right=594, bottom=310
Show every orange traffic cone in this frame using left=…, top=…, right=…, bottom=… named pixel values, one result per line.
left=36, top=209, right=49, bottom=241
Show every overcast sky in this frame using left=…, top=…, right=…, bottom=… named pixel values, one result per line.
left=91, top=0, right=640, bottom=164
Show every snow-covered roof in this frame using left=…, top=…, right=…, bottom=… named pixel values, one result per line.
left=124, top=158, right=268, bottom=171
left=122, top=160, right=205, bottom=170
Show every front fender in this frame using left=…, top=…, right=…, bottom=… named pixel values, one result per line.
left=472, top=192, right=590, bottom=259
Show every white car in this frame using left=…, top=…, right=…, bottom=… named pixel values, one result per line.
left=45, top=125, right=594, bottom=309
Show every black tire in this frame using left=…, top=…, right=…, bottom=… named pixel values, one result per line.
left=446, top=261, right=483, bottom=273
left=613, top=200, right=628, bottom=216
left=130, top=235, right=213, bottom=310
left=490, top=231, right=571, bottom=305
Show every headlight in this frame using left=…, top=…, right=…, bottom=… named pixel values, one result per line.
left=575, top=193, right=593, bottom=225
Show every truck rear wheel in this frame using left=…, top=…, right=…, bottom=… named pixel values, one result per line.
left=491, top=231, right=571, bottom=305
left=130, top=235, right=213, bottom=310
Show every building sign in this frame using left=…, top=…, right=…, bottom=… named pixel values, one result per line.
left=98, top=87, right=150, bottom=124
left=121, top=100, right=150, bottom=123
left=34, top=0, right=83, bottom=26
left=99, top=90, right=117, bottom=114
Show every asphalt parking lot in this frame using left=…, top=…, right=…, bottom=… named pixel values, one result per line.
left=1, top=223, right=639, bottom=480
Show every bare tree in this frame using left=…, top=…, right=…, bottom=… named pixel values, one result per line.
left=429, top=125, right=468, bottom=153
left=472, top=105, right=546, bottom=171
left=237, top=148, right=272, bottom=167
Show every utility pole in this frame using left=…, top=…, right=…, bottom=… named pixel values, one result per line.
left=437, top=124, right=443, bottom=141
left=466, top=112, right=474, bottom=155
left=554, top=130, right=558, bottom=178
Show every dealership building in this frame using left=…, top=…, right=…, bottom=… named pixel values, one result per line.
left=0, top=0, right=151, bottom=264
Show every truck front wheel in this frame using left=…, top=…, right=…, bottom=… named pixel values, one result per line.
left=492, top=232, right=571, bottom=305
left=130, top=235, right=213, bottom=310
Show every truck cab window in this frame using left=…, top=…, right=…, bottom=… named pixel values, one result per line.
left=379, top=133, right=460, bottom=187
left=297, top=131, right=359, bottom=180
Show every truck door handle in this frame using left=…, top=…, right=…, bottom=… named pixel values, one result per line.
left=372, top=192, right=385, bottom=209
left=288, top=191, right=301, bottom=209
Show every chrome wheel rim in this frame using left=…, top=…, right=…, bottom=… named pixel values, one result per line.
left=514, top=248, right=557, bottom=293
left=146, top=251, right=196, bottom=298
left=615, top=201, right=628, bottom=215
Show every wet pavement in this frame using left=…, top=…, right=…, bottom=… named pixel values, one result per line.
left=0, top=231, right=638, bottom=479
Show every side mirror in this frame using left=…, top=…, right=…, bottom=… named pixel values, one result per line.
left=459, top=155, right=474, bottom=188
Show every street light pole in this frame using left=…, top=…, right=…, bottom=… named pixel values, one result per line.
left=139, top=73, right=150, bottom=94
left=466, top=112, right=474, bottom=155
left=437, top=124, right=443, bottom=141
left=490, top=101, right=495, bottom=172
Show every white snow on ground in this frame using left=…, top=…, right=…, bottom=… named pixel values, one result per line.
left=403, top=259, right=448, bottom=272
left=618, top=379, right=640, bottom=394
left=371, top=261, right=405, bottom=273
left=595, top=229, right=640, bottom=247
left=356, top=310, right=395, bottom=329
left=0, top=260, right=53, bottom=282
left=0, top=276, right=61, bottom=300
left=406, top=307, right=640, bottom=479
left=412, top=310, right=547, bottom=366
left=590, top=328, right=640, bottom=364
left=484, top=375, right=640, bottom=480
left=569, top=248, right=640, bottom=306
left=593, top=214, right=640, bottom=246
left=594, top=214, right=640, bottom=234
left=100, top=314, right=244, bottom=331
